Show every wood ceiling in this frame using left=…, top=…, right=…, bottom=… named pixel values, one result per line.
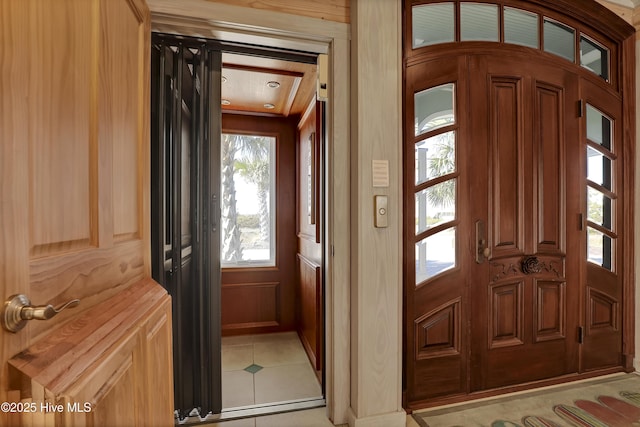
left=221, top=53, right=317, bottom=117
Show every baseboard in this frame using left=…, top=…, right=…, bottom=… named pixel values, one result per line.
left=347, top=407, right=407, bottom=427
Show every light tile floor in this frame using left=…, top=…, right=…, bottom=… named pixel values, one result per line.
left=218, top=332, right=418, bottom=426
left=222, top=332, right=322, bottom=409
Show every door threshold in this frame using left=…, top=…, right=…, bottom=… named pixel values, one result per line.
left=177, top=397, right=326, bottom=424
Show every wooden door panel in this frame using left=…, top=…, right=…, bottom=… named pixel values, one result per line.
left=490, top=77, right=524, bottom=255
left=535, top=280, right=566, bottom=342
left=489, top=281, right=524, bottom=349
left=470, top=55, right=579, bottom=391
left=414, top=298, right=461, bottom=359
left=298, top=254, right=322, bottom=371
left=534, top=84, right=565, bottom=253
left=29, top=0, right=94, bottom=258
left=580, top=77, right=624, bottom=371
left=405, top=56, right=470, bottom=403
left=101, top=0, right=146, bottom=243
left=1, top=1, right=172, bottom=425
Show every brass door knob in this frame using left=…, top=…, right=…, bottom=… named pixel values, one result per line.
left=2, top=294, right=80, bottom=333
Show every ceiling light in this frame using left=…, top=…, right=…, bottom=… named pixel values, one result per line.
left=263, top=103, right=275, bottom=109
left=221, top=99, right=231, bottom=105
left=266, top=81, right=280, bottom=88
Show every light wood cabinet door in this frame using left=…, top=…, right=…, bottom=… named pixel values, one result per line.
left=8, top=280, right=173, bottom=427
left=0, top=0, right=171, bottom=425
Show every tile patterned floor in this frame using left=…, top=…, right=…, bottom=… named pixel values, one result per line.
left=218, top=331, right=419, bottom=426
left=221, top=332, right=322, bottom=409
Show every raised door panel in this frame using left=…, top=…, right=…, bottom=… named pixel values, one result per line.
left=534, top=84, right=564, bottom=253
left=414, top=298, right=460, bottom=359
left=297, top=254, right=322, bottom=370
left=143, top=300, right=174, bottom=426
left=535, top=280, right=566, bottom=342
left=100, top=0, right=147, bottom=242
left=489, top=282, right=523, bottom=349
left=64, top=342, right=139, bottom=427
left=490, top=78, right=524, bottom=255
left=29, top=0, right=94, bottom=258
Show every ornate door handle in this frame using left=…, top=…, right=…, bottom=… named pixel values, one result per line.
left=521, top=256, right=541, bottom=274
left=476, top=220, right=491, bottom=263
left=2, top=294, right=80, bottom=333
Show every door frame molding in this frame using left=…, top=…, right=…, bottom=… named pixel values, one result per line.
left=146, top=1, right=351, bottom=424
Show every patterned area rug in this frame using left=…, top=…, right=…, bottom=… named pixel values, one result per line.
left=413, top=374, right=640, bottom=427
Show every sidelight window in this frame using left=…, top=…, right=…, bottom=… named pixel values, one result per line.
left=221, top=133, right=276, bottom=267
left=585, top=104, right=616, bottom=271
left=414, top=83, right=458, bottom=285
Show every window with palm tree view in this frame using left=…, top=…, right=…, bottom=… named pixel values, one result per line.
left=221, top=133, right=276, bottom=267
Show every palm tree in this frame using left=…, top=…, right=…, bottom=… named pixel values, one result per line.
left=426, top=133, right=455, bottom=209
left=235, top=155, right=270, bottom=240
left=221, top=134, right=243, bottom=263
left=220, top=134, right=270, bottom=263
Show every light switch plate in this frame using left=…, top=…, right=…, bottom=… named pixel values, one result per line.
left=374, top=195, right=388, bottom=228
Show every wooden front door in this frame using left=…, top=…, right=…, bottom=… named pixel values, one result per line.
left=467, top=54, right=581, bottom=390
left=405, top=51, right=625, bottom=407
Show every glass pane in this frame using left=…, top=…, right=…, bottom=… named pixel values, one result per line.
left=581, top=35, right=609, bottom=81
left=221, top=134, right=276, bottom=267
left=504, top=7, right=539, bottom=48
left=587, top=146, right=612, bottom=190
left=587, top=187, right=612, bottom=230
left=586, top=104, right=612, bottom=150
left=461, top=3, right=499, bottom=41
left=415, top=131, right=456, bottom=185
left=412, top=3, right=455, bottom=48
left=416, top=227, right=457, bottom=285
left=587, top=227, right=613, bottom=271
left=544, top=18, right=575, bottom=62
left=415, top=83, right=455, bottom=136
left=415, top=179, right=457, bottom=234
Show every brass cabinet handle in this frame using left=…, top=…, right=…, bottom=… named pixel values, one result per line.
left=2, top=294, right=80, bottom=333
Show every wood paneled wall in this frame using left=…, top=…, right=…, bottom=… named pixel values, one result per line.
left=296, top=98, right=323, bottom=379
left=220, top=114, right=298, bottom=335
left=205, top=0, right=349, bottom=23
